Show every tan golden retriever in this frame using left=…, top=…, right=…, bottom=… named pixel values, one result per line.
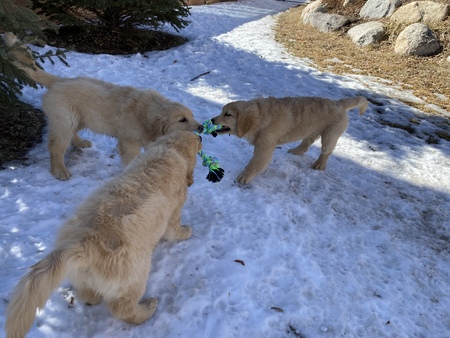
left=212, top=96, right=368, bottom=184
left=4, top=32, right=203, bottom=180
left=5, top=130, right=202, bottom=338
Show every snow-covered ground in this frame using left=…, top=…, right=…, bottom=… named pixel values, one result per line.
left=1, top=1, right=450, bottom=337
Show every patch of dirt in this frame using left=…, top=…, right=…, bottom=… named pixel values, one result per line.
left=2, top=26, right=187, bottom=167
left=44, top=26, right=187, bottom=55
left=275, top=0, right=450, bottom=115
left=0, top=101, right=45, bottom=167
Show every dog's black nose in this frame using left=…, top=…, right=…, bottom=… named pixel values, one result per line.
left=197, top=125, right=204, bottom=133
left=211, top=118, right=215, bottom=124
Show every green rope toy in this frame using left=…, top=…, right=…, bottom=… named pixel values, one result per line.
left=195, top=120, right=224, bottom=183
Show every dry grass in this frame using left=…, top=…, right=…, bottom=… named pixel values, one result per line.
left=274, top=2, right=450, bottom=115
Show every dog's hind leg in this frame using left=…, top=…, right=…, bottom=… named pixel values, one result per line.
left=163, top=209, right=192, bottom=241
left=78, top=288, right=102, bottom=305
left=72, top=133, right=92, bottom=148
left=288, top=136, right=318, bottom=155
left=107, top=285, right=158, bottom=324
left=76, top=286, right=102, bottom=305
left=312, top=131, right=341, bottom=170
left=48, top=120, right=75, bottom=180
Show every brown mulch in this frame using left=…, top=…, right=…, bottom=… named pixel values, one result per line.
left=0, top=101, right=46, bottom=166
left=44, top=26, right=187, bottom=55
left=275, top=0, right=450, bottom=115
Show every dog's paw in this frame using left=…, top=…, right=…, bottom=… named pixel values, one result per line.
left=135, top=298, right=158, bottom=323
left=178, top=226, right=192, bottom=240
left=141, top=298, right=158, bottom=312
left=78, top=139, right=92, bottom=148
left=312, top=161, right=327, bottom=170
left=51, top=167, right=72, bottom=180
left=237, top=172, right=254, bottom=185
left=288, top=148, right=304, bottom=155
left=72, top=135, right=92, bottom=148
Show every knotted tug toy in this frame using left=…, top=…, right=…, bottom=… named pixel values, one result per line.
left=195, top=120, right=224, bottom=183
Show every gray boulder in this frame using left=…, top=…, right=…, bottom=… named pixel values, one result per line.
left=390, top=1, right=449, bottom=24
left=360, top=0, right=401, bottom=19
left=348, top=22, right=386, bottom=46
left=303, top=12, right=349, bottom=32
left=301, top=0, right=327, bottom=20
left=394, top=23, right=441, bottom=56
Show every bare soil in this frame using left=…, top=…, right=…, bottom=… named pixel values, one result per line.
left=44, top=26, right=187, bottom=55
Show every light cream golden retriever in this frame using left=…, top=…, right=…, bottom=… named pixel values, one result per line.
left=4, top=32, right=202, bottom=180
left=212, top=96, right=368, bottom=184
left=5, top=130, right=201, bottom=338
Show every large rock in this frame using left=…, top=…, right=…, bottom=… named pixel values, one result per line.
left=348, top=22, right=386, bottom=46
left=301, top=0, right=327, bottom=20
left=185, top=0, right=225, bottom=4
left=360, top=0, right=401, bottom=19
left=390, top=1, right=449, bottom=24
left=394, top=23, right=441, bottom=56
left=303, top=12, right=349, bottom=32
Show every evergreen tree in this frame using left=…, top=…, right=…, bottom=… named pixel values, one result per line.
left=31, top=0, right=191, bottom=34
left=0, top=0, right=65, bottom=106
left=0, top=0, right=67, bottom=165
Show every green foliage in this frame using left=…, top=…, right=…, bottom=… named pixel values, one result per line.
left=32, top=0, right=191, bottom=33
left=0, top=0, right=66, bottom=106
left=0, top=0, right=48, bottom=39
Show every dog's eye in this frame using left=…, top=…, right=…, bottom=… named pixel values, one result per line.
left=224, top=112, right=232, bottom=117
left=179, top=117, right=188, bottom=123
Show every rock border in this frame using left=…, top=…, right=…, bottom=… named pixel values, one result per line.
left=302, top=0, right=448, bottom=58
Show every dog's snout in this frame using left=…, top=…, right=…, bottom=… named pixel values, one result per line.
left=211, top=118, right=216, bottom=124
left=197, top=125, right=204, bottom=133
left=198, top=135, right=203, bottom=143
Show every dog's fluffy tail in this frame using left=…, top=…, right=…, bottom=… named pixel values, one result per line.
left=3, top=32, right=59, bottom=87
left=5, top=249, right=69, bottom=338
left=338, top=96, right=368, bottom=115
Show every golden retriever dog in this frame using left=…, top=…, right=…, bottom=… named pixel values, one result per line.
left=4, top=32, right=203, bottom=180
left=212, top=96, right=368, bottom=184
left=5, top=130, right=201, bottom=338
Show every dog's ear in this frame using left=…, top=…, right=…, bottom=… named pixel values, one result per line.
left=237, top=102, right=258, bottom=138
left=161, top=118, right=169, bottom=136
left=173, top=131, right=199, bottom=155
left=176, top=133, right=197, bottom=186
left=169, top=132, right=199, bottom=186
left=186, top=162, right=195, bottom=186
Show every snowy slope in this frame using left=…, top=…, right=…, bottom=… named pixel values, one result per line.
left=1, top=1, right=450, bottom=337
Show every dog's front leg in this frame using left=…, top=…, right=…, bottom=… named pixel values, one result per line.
left=118, top=139, right=141, bottom=165
left=48, top=130, right=72, bottom=180
left=163, top=208, right=192, bottom=241
left=72, top=133, right=92, bottom=148
left=237, top=143, right=276, bottom=184
left=107, top=286, right=157, bottom=324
